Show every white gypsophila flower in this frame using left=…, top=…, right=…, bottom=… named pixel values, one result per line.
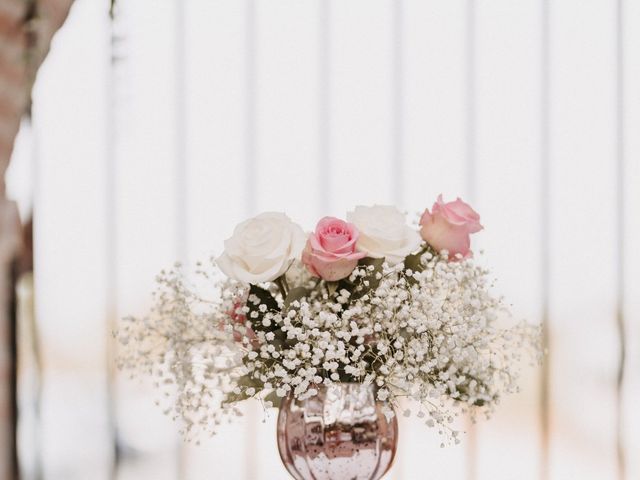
left=118, top=242, right=541, bottom=444
left=347, top=205, right=422, bottom=265
left=216, top=212, right=306, bottom=283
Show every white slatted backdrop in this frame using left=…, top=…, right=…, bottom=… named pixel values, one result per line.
left=5, top=0, right=640, bottom=479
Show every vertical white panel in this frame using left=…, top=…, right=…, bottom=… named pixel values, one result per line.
left=622, top=0, right=640, bottom=478
left=404, top=0, right=467, bottom=213
left=184, top=0, right=247, bottom=258
left=114, top=0, right=181, bottom=479
left=182, top=1, right=248, bottom=479
left=330, top=0, right=394, bottom=214
left=254, top=0, right=320, bottom=227
left=548, top=1, right=618, bottom=479
left=402, top=1, right=467, bottom=479
left=253, top=1, right=319, bottom=478
left=473, top=1, right=542, bottom=479
left=31, top=1, right=111, bottom=478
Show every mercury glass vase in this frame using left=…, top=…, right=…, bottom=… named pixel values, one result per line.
left=277, top=383, right=398, bottom=480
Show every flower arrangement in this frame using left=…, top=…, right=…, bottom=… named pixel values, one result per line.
left=117, top=196, right=540, bottom=444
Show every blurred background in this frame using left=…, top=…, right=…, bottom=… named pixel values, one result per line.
left=1, top=0, right=639, bottom=479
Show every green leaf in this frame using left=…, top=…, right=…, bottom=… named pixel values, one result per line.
left=249, top=284, right=279, bottom=310
left=246, top=283, right=294, bottom=346
left=403, top=252, right=424, bottom=285
left=223, top=373, right=260, bottom=405
left=404, top=251, right=424, bottom=273
left=404, top=244, right=434, bottom=285
left=283, top=286, right=311, bottom=312
left=247, top=284, right=279, bottom=333
left=326, top=281, right=339, bottom=297
left=263, top=390, right=283, bottom=409
left=344, top=257, right=384, bottom=300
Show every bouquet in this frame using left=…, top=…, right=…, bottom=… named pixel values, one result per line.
left=117, top=196, right=540, bottom=444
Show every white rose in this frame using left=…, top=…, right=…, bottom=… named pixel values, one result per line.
left=347, top=205, right=422, bottom=265
left=217, top=212, right=306, bottom=283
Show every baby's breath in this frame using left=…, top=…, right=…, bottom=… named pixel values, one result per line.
left=117, top=251, right=541, bottom=444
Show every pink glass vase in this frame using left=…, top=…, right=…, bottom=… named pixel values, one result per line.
left=277, top=383, right=398, bottom=480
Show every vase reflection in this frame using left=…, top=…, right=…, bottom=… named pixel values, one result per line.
left=277, top=383, right=397, bottom=480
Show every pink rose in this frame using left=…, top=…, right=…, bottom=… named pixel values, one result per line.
left=302, top=217, right=367, bottom=281
left=419, top=195, right=483, bottom=259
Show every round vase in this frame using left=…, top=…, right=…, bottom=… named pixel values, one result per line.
left=276, top=383, right=398, bottom=480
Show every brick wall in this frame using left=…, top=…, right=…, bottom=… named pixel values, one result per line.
left=1, top=0, right=72, bottom=477
left=1, top=0, right=73, bottom=190
left=0, top=200, right=19, bottom=479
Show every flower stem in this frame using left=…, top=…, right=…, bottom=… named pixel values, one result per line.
left=275, top=276, right=289, bottom=297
